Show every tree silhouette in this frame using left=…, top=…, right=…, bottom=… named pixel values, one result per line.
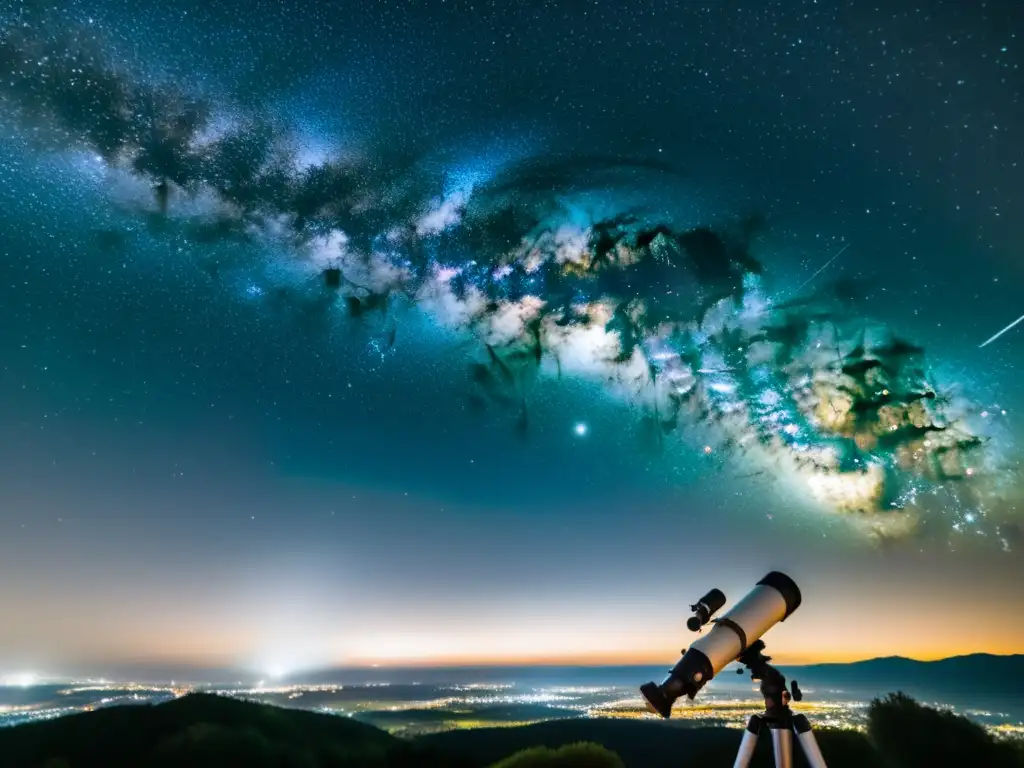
left=868, top=692, right=1023, bottom=767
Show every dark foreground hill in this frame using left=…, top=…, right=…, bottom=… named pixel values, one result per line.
left=1, top=691, right=1021, bottom=767
left=420, top=718, right=877, bottom=767
left=0, top=693, right=471, bottom=768
left=0, top=692, right=875, bottom=768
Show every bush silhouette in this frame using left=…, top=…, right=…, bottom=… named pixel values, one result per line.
left=868, top=691, right=1023, bottom=768
left=490, top=742, right=625, bottom=768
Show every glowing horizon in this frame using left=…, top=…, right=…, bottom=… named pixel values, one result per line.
left=8, top=646, right=1021, bottom=686
left=20, top=637, right=1023, bottom=677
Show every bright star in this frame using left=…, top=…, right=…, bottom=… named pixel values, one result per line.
left=574, top=422, right=588, bottom=436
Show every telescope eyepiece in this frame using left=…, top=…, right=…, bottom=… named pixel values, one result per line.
left=639, top=681, right=673, bottom=719
left=640, top=647, right=712, bottom=718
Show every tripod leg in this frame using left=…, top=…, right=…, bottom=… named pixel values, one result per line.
left=770, top=726, right=793, bottom=768
left=732, top=715, right=761, bottom=768
left=792, top=714, right=828, bottom=768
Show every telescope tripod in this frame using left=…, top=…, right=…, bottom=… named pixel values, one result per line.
left=732, top=641, right=827, bottom=768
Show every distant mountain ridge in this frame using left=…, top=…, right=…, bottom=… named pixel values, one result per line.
left=785, top=652, right=1024, bottom=677
left=55, top=652, right=1024, bottom=687
left=776, top=653, right=1024, bottom=707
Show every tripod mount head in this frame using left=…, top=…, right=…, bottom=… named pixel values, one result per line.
left=735, top=640, right=803, bottom=713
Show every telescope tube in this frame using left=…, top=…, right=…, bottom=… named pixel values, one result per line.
left=640, top=572, right=801, bottom=718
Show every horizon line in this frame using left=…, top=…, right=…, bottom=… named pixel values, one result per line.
left=28, top=649, right=1022, bottom=678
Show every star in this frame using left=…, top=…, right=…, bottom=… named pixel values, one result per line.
left=574, top=422, right=588, bottom=437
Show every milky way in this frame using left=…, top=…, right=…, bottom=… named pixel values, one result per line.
left=1, top=13, right=1017, bottom=547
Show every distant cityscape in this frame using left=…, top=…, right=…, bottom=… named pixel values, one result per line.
left=3, top=672, right=1022, bottom=741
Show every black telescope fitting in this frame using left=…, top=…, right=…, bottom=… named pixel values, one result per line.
left=686, top=588, right=726, bottom=632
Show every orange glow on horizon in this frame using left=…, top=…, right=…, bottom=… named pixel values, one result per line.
left=333, top=646, right=1021, bottom=669
left=62, top=632, right=1024, bottom=672
left=19, top=582, right=1024, bottom=674
left=59, top=640, right=1023, bottom=676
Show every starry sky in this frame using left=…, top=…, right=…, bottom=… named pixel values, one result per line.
left=1, top=0, right=1023, bottom=679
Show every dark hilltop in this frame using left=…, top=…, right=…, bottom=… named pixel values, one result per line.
left=1, top=691, right=1022, bottom=767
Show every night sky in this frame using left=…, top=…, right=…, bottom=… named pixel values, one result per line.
left=1, top=0, right=1022, bottom=679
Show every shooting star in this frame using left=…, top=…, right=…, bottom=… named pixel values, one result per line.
left=979, top=313, right=1024, bottom=348
left=793, top=242, right=851, bottom=295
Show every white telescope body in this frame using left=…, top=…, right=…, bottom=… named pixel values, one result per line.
left=690, top=582, right=790, bottom=676
left=640, top=572, right=801, bottom=718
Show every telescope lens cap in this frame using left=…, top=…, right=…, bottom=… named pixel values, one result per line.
left=757, top=571, right=802, bottom=618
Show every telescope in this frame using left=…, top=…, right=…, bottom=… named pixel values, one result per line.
left=640, top=571, right=801, bottom=716
left=640, top=572, right=827, bottom=768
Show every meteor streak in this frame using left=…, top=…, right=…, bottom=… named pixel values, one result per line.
left=792, top=242, right=851, bottom=295
left=979, top=313, right=1024, bottom=349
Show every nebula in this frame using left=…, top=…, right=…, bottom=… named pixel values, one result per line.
left=0, top=16, right=1015, bottom=547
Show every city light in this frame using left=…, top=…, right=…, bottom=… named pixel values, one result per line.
left=0, top=675, right=1019, bottom=742
left=1, top=672, right=38, bottom=688
left=265, top=666, right=288, bottom=680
